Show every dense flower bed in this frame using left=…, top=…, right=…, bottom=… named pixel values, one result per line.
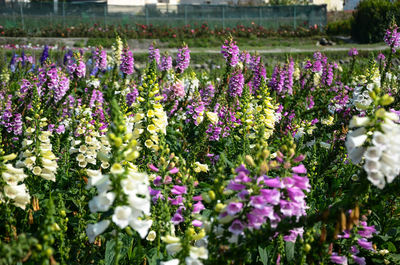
left=0, top=26, right=400, bottom=265
left=0, top=23, right=320, bottom=39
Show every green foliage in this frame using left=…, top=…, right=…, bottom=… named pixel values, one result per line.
left=351, top=0, right=398, bottom=43
left=326, top=18, right=352, bottom=36
left=87, top=38, right=116, bottom=49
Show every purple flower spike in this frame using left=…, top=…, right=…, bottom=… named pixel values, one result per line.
left=352, top=255, right=366, bottom=265
left=348, top=48, right=358, bottom=57
left=120, top=48, right=134, bottom=75
left=175, top=44, right=190, bottom=73
left=384, top=25, right=400, bottom=53
left=330, top=253, right=348, bottom=265
left=226, top=202, right=243, bottom=216
left=221, top=38, right=240, bottom=67
left=357, top=238, right=374, bottom=251
left=228, top=71, right=244, bottom=97
left=171, top=185, right=187, bottom=195
left=228, top=219, right=245, bottom=235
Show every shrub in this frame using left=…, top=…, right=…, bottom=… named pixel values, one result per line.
left=351, top=0, right=397, bottom=43
left=326, top=18, right=352, bottom=36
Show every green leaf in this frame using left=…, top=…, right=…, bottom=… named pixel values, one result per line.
left=386, top=241, right=397, bottom=252
left=285, top=241, right=295, bottom=262
left=105, top=239, right=116, bottom=265
left=389, top=253, right=400, bottom=262
left=258, top=246, right=269, bottom=265
left=105, top=234, right=132, bottom=265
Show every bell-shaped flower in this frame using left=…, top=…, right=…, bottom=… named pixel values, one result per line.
left=348, top=147, right=366, bottom=164
left=129, top=216, right=153, bottom=239
left=349, top=116, right=370, bottom=128
left=89, top=192, right=115, bottom=213
left=128, top=194, right=150, bottom=215
left=185, top=257, right=203, bottom=265
left=160, top=259, right=180, bottom=265
left=367, top=171, right=385, bottom=189
left=166, top=243, right=182, bottom=256
left=13, top=192, right=31, bottom=210
left=346, top=128, right=367, bottom=151
left=112, top=205, right=132, bottom=229
left=161, top=260, right=180, bottom=265
left=189, top=246, right=208, bottom=260
left=86, top=220, right=110, bottom=243
left=4, top=184, right=27, bottom=199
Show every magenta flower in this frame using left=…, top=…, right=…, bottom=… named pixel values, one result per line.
left=283, top=227, right=304, bottom=243
left=330, top=253, right=348, bottom=265
left=228, top=219, right=245, bottom=235
left=175, top=45, right=190, bottom=73
left=228, top=71, right=244, bottom=97
left=171, top=212, right=184, bottom=225
left=221, top=38, right=239, bottom=67
left=350, top=245, right=359, bottom=254
left=352, top=255, right=366, bottom=265
left=226, top=202, right=243, bottom=216
left=169, top=167, right=179, bottom=174
left=171, top=185, right=187, bottom=195
left=357, top=238, right=374, bottom=251
left=263, top=177, right=283, bottom=188
left=193, top=201, right=205, bottom=214
left=120, top=48, right=134, bottom=75
left=348, top=48, right=358, bottom=57
left=292, top=164, right=307, bottom=174
left=169, top=195, right=183, bottom=205
left=260, top=189, right=280, bottom=205
left=226, top=181, right=246, bottom=191
left=148, top=164, right=159, bottom=172
left=358, top=221, right=377, bottom=238
left=384, top=25, right=400, bottom=53
left=192, top=220, right=203, bottom=227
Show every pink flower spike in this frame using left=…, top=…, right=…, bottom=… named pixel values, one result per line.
left=169, top=167, right=179, bottom=174
left=292, top=164, right=307, bottom=174
left=164, top=175, right=172, bottom=184
left=293, top=154, right=305, bottom=162
left=192, top=220, right=203, bottom=227
left=148, top=164, right=159, bottom=172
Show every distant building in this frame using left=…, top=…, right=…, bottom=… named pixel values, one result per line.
left=343, top=0, right=359, bottom=10
left=107, top=0, right=265, bottom=5
left=309, top=0, right=343, bottom=11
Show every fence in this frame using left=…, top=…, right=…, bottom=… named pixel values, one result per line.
left=0, top=2, right=327, bottom=32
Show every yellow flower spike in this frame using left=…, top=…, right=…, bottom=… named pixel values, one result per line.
left=110, top=163, right=124, bottom=175
left=215, top=203, right=226, bottom=213
left=2, top=153, right=17, bottom=161
left=124, top=133, right=133, bottom=142
left=147, top=110, right=155, bottom=118
left=380, top=94, right=394, bottom=106
left=161, top=235, right=180, bottom=244
left=155, top=96, right=164, bottom=101
left=114, top=137, right=123, bottom=147
left=188, top=227, right=195, bottom=236
left=192, top=229, right=206, bottom=240
left=118, top=125, right=126, bottom=133
left=144, top=139, right=154, bottom=148
left=208, top=190, right=216, bottom=200
left=125, top=150, right=140, bottom=161
left=375, top=108, right=387, bottom=118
